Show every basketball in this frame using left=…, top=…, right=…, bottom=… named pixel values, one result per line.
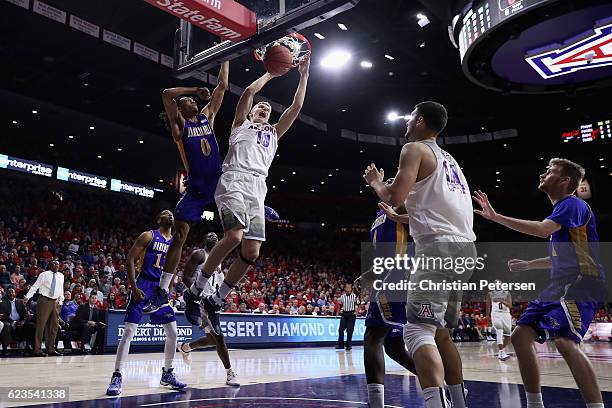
left=264, top=44, right=293, bottom=76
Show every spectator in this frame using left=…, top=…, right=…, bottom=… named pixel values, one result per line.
left=269, top=304, right=280, bottom=315
left=297, top=306, right=306, bottom=315
left=0, top=265, right=10, bottom=290
left=253, top=303, right=267, bottom=314
left=226, top=303, right=239, bottom=313
left=10, top=265, right=24, bottom=285
left=60, top=291, right=78, bottom=323
left=99, top=275, right=111, bottom=298
left=72, top=292, right=105, bottom=354
left=238, top=303, right=250, bottom=313
left=0, top=288, right=31, bottom=356
left=289, top=299, right=299, bottom=315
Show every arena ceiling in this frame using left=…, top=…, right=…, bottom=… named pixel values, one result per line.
left=0, top=0, right=610, bottom=202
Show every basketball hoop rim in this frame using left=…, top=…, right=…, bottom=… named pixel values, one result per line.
left=254, top=33, right=312, bottom=67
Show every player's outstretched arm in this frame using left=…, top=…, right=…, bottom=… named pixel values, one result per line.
left=364, top=143, right=423, bottom=207
left=508, top=257, right=551, bottom=272
left=162, top=87, right=208, bottom=140
left=201, top=61, right=229, bottom=126
left=276, top=55, right=310, bottom=139
left=127, top=231, right=153, bottom=302
left=472, top=190, right=561, bottom=238
left=233, top=72, right=275, bottom=129
left=182, top=250, right=207, bottom=286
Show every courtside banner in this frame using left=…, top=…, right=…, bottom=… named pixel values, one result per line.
left=57, top=166, right=107, bottom=189
left=142, top=0, right=257, bottom=41
left=105, top=310, right=365, bottom=347
left=0, top=154, right=54, bottom=177
left=110, top=178, right=155, bottom=198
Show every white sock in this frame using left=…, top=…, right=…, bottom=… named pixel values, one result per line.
left=163, top=321, right=177, bottom=370
left=586, top=404, right=604, bottom=408
left=367, top=383, right=384, bottom=408
left=423, top=387, right=448, bottom=408
left=526, top=392, right=545, bottom=408
left=226, top=367, right=233, bottom=373
left=448, top=383, right=467, bottom=408
left=195, top=272, right=212, bottom=293
left=212, top=281, right=233, bottom=305
left=496, top=328, right=504, bottom=345
left=114, top=322, right=137, bottom=374
left=159, top=272, right=173, bottom=291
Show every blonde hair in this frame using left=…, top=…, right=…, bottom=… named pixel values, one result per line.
left=548, top=158, right=585, bottom=193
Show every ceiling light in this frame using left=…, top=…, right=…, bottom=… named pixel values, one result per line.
left=387, top=112, right=399, bottom=121
left=49, top=143, right=54, bottom=147
left=336, top=168, right=339, bottom=171
left=90, top=126, right=95, bottom=130
left=311, top=189, right=315, bottom=192
left=321, top=50, right=352, bottom=69
left=360, top=60, right=373, bottom=68
left=117, top=148, right=122, bottom=152
left=32, top=110, right=38, bottom=114
left=341, top=109, right=346, bottom=112
left=159, top=179, right=163, bottom=182
left=314, top=33, right=325, bottom=40
left=83, top=83, right=89, bottom=87
left=292, top=171, right=296, bottom=175
left=384, top=54, right=394, bottom=60
left=496, top=179, right=501, bottom=182
left=599, top=158, right=604, bottom=161
left=320, top=181, right=325, bottom=185
left=68, top=135, right=74, bottom=139
left=281, top=179, right=285, bottom=182
left=359, top=150, right=363, bottom=153
left=337, top=23, right=347, bottom=30
left=245, top=68, right=250, bottom=72
left=145, top=104, right=151, bottom=107
left=495, top=171, right=500, bottom=175
left=419, top=42, right=426, bottom=48
left=97, top=155, right=102, bottom=159
left=313, top=144, right=317, bottom=147
left=139, top=140, right=144, bottom=144
left=273, top=185, right=276, bottom=189
left=601, top=165, right=605, bottom=168
left=359, top=190, right=363, bottom=193
left=12, top=120, right=17, bottom=124
left=321, top=223, right=325, bottom=227
left=481, top=126, right=485, bottom=130
left=388, top=71, right=394, bottom=76
left=328, top=173, right=332, bottom=177
left=503, top=143, right=508, bottom=147
left=417, top=13, right=430, bottom=27
left=495, top=185, right=500, bottom=188
left=276, top=153, right=280, bottom=157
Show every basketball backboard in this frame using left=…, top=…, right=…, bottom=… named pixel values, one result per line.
left=172, top=0, right=360, bottom=79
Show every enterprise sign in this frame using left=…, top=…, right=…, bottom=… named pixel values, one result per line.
left=57, top=166, right=107, bottom=189
left=0, top=154, right=54, bottom=177
left=110, top=178, right=155, bottom=198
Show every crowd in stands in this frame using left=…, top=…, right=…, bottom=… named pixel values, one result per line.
left=1, top=173, right=611, bottom=355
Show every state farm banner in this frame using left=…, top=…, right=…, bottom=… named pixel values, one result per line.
left=105, top=310, right=365, bottom=348
left=143, top=0, right=257, bottom=41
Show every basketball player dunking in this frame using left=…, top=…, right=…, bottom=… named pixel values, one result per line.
left=473, top=158, right=605, bottom=408
left=487, top=280, right=513, bottom=361
left=176, top=232, right=240, bottom=387
left=196, top=55, right=310, bottom=334
left=106, top=210, right=186, bottom=395
left=364, top=102, right=474, bottom=408
left=143, top=62, right=229, bottom=315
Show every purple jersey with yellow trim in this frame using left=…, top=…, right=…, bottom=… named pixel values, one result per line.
left=541, top=195, right=605, bottom=301
left=137, top=229, right=172, bottom=281
left=177, top=113, right=222, bottom=195
left=370, top=210, right=409, bottom=255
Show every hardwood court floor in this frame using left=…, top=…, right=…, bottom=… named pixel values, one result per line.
left=2, top=342, right=611, bottom=407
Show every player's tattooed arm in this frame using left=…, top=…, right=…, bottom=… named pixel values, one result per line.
left=233, top=72, right=275, bottom=129
left=276, top=55, right=310, bottom=139
left=201, top=61, right=229, bottom=126
left=472, top=190, right=562, bottom=238
left=127, top=231, right=153, bottom=302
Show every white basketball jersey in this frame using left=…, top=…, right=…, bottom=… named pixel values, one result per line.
left=195, top=250, right=224, bottom=297
left=490, top=290, right=511, bottom=314
left=222, top=119, right=278, bottom=177
left=404, top=139, right=476, bottom=242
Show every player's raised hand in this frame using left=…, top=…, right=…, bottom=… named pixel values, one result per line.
left=472, top=190, right=497, bottom=220
left=298, top=53, right=310, bottom=76
left=378, top=202, right=399, bottom=221
left=195, top=87, right=211, bottom=101
left=508, top=259, right=530, bottom=272
left=363, top=163, right=384, bottom=185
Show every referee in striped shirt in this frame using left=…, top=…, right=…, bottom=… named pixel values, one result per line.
left=336, top=283, right=358, bottom=351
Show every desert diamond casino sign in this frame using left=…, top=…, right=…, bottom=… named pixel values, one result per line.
left=453, top=0, right=612, bottom=93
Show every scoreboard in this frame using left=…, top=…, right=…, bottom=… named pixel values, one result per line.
left=561, top=118, right=612, bottom=143
left=457, top=0, right=550, bottom=60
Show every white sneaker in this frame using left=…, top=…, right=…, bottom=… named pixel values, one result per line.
left=176, top=342, right=192, bottom=364
left=498, top=351, right=511, bottom=361
left=226, top=368, right=240, bottom=386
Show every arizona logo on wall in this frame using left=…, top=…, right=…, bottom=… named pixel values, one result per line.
left=525, top=20, right=612, bottom=79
